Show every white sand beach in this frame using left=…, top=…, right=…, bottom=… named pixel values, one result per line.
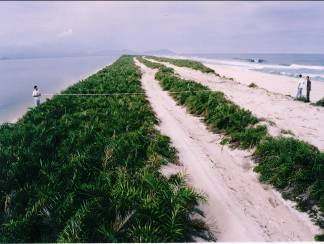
left=135, top=58, right=319, bottom=241
left=164, top=55, right=324, bottom=103
left=204, top=62, right=324, bottom=103
left=147, top=58, right=324, bottom=151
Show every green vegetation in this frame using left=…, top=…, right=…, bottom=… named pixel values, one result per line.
left=314, top=97, right=324, bottom=107
left=0, top=56, right=208, bottom=242
left=296, top=96, right=308, bottom=103
left=138, top=56, right=324, bottom=240
left=147, top=56, right=217, bottom=74
left=254, top=138, right=324, bottom=231
left=138, top=57, right=267, bottom=149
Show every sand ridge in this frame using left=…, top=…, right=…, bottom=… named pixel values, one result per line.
left=135, top=58, right=319, bottom=241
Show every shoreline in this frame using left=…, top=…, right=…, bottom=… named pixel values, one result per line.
left=3, top=62, right=114, bottom=125
left=203, top=62, right=324, bottom=103
left=163, top=55, right=324, bottom=103
left=149, top=57, right=324, bottom=150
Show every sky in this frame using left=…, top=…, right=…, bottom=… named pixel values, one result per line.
left=1, top=1, right=324, bottom=57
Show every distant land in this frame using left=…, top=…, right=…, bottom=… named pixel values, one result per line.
left=0, top=48, right=176, bottom=60
left=143, top=49, right=176, bottom=55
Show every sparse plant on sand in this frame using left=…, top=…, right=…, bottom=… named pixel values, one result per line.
left=248, top=82, right=258, bottom=88
left=314, top=97, right=324, bottom=107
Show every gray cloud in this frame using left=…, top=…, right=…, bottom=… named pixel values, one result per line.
left=0, top=1, right=323, bottom=56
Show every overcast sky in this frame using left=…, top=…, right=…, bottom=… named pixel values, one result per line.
left=1, top=1, right=324, bottom=56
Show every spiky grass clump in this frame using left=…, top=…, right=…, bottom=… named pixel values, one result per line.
left=254, top=138, right=323, bottom=209
left=147, top=56, right=217, bottom=74
left=137, top=56, right=165, bottom=70
left=0, top=56, right=207, bottom=242
left=254, top=137, right=324, bottom=239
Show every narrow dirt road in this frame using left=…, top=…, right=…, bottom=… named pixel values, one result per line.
left=135, top=58, right=319, bottom=241
left=146, top=58, right=324, bottom=151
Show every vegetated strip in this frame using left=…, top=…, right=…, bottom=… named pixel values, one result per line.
left=138, top=56, right=324, bottom=240
left=137, top=56, right=267, bottom=149
left=146, top=55, right=217, bottom=74
left=0, top=56, right=207, bottom=242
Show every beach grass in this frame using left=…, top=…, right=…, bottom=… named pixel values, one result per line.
left=254, top=137, right=324, bottom=232
left=0, top=56, right=207, bottom=242
left=147, top=56, right=217, bottom=74
left=138, top=56, right=324, bottom=240
left=138, top=56, right=267, bottom=149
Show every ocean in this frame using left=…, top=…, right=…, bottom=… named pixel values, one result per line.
left=178, top=53, right=324, bottom=82
left=2, top=53, right=323, bottom=124
left=0, top=55, right=118, bottom=124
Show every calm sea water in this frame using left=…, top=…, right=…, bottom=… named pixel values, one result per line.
left=178, top=53, right=324, bottom=81
left=0, top=55, right=118, bottom=124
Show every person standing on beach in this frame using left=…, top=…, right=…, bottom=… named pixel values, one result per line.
left=296, top=74, right=305, bottom=99
left=306, top=76, right=311, bottom=102
left=32, top=85, right=41, bottom=106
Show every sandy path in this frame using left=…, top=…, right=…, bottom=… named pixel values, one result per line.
left=135, top=58, right=319, bottom=241
left=147, top=58, right=324, bottom=151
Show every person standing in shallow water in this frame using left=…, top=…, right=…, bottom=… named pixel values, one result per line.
left=32, top=85, right=41, bottom=106
left=306, top=76, right=311, bottom=102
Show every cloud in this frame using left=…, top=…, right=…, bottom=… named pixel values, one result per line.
left=0, top=1, right=323, bottom=55
left=57, top=29, right=72, bottom=39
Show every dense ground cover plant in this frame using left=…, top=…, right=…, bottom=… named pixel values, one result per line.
left=138, top=57, right=267, bottom=149
left=254, top=137, right=324, bottom=238
left=147, top=56, right=217, bottom=74
left=138, top=56, right=324, bottom=240
left=0, top=56, right=208, bottom=242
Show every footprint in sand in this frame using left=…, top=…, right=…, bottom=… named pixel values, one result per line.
left=268, top=197, right=279, bottom=208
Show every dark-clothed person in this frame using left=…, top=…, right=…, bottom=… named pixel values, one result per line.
left=306, top=76, right=311, bottom=102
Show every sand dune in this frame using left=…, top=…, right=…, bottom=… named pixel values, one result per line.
left=147, top=58, right=324, bottom=151
left=135, top=58, right=319, bottom=241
